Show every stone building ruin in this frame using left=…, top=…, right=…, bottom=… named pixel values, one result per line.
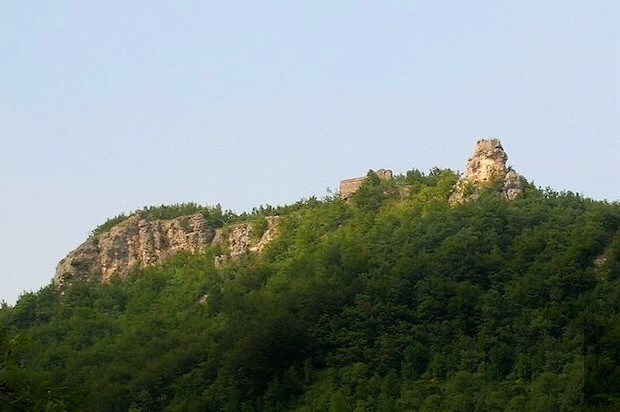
left=339, top=169, right=393, bottom=201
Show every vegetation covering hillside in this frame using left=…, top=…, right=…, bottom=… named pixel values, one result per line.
left=1, top=168, right=619, bottom=411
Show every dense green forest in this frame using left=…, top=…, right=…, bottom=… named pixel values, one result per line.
left=1, top=169, right=619, bottom=411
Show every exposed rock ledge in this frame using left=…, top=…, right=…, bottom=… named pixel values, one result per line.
left=213, top=216, right=280, bottom=266
left=54, top=213, right=279, bottom=287
left=54, top=213, right=215, bottom=286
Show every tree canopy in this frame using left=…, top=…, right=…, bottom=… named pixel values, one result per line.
left=1, top=168, right=619, bottom=411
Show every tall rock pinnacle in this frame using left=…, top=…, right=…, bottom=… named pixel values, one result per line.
left=451, top=138, right=523, bottom=202
left=464, top=138, right=508, bottom=183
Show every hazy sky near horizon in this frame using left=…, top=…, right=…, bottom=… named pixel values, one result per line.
left=1, top=1, right=618, bottom=304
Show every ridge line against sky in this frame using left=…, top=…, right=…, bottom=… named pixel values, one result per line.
left=1, top=1, right=618, bottom=304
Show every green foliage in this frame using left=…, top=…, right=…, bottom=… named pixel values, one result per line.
left=0, top=327, right=80, bottom=411
left=91, top=213, right=129, bottom=238
left=89, top=198, right=327, bottom=239
left=2, top=168, right=619, bottom=410
left=91, top=203, right=237, bottom=238
left=140, top=202, right=233, bottom=225
left=251, top=216, right=269, bottom=241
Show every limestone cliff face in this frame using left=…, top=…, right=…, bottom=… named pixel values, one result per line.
left=450, top=138, right=523, bottom=202
left=54, top=213, right=215, bottom=286
left=54, top=213, right=281, bottom=286
left=213, top=216, right=280, bottom=266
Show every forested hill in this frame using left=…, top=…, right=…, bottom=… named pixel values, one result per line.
left=1, top=166, right=619, bottom=411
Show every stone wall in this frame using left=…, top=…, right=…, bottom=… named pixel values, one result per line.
left=339, top=169, right=393, bottom=201
left=339, top=177, right=367, bottom=201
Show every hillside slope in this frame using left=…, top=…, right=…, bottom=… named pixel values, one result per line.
left=1, top=145, right=619, bottom=411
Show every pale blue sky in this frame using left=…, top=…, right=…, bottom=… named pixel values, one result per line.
left=1, top=1, right=618, bottom=304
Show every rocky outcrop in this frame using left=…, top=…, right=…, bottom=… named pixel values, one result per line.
left=54, top=212, right=282, bottom=286
left=339, top=169, right=393, bottom=201
left=54, top=213, right=215, bottom=286
left=502, top=169, right=522, bottom=200
left=450, top=138, right=523, bottom=202
left=463, top=138, right=509, bottom=184
left=54, top=138, right=524, bottom=287
left=213, top=217, right=280, bottom=266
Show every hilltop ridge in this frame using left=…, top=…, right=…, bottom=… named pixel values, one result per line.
left=3, top=139, right=619, bottom=410
left=54, top=138, right=524, bottom=287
